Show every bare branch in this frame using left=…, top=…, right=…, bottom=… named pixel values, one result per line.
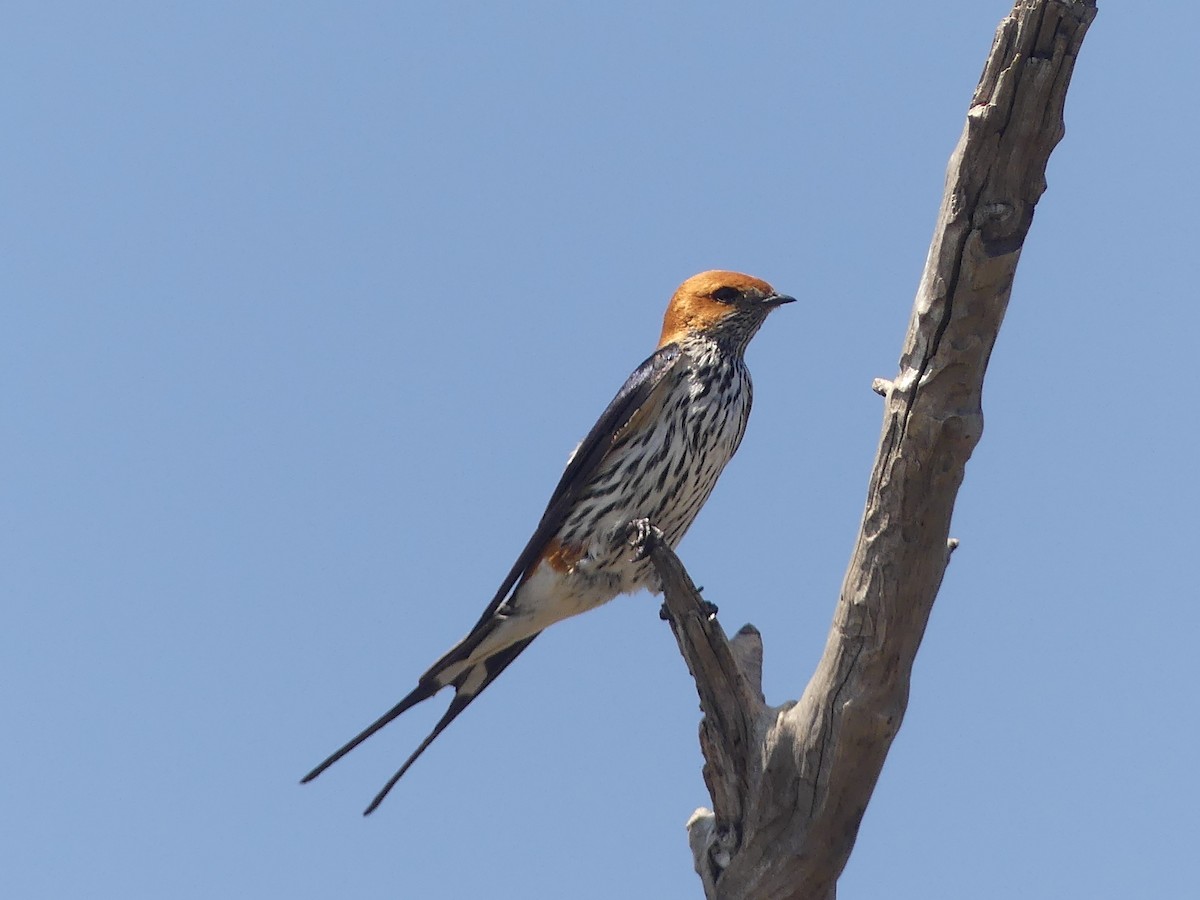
left=630, top=522, right=767, bottom=838
left=644, top=3, right=1098, bottom=898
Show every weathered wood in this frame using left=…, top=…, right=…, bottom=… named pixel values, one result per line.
left=632, top=522, right=770, bottom=893
left=637, top=2, right=1097, bottom=897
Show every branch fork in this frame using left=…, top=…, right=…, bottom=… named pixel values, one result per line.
left=632, top=3, right=1097, bottom=897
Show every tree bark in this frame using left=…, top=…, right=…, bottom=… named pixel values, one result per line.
left=633, top=2, right=1098, bottom=897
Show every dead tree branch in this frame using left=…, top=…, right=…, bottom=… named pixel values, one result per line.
left=633, top=2, right=1098, bottom=897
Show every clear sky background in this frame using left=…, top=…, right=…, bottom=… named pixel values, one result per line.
left=4, top=3, right=1196, bottom=898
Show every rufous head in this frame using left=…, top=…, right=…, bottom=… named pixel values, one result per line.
left=657, top=270, right=794, bottom=350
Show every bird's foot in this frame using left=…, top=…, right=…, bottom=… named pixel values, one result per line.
left=626, top=518, right=662, bottom=560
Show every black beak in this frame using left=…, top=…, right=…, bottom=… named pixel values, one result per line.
left=762, top=293, right=796, bottom=308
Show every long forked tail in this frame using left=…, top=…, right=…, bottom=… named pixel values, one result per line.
left=300, top=680, right=440, bottom=785
left=301, top=633, right=539, bottom=815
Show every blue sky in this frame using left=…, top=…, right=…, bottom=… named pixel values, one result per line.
left=4, top=3, right=1197, bottom=898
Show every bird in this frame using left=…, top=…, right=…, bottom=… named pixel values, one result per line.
left=302, top=269, right=794, bottom=814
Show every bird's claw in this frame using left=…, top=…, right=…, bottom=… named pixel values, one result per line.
left=626, top=518, right=660, bottom=560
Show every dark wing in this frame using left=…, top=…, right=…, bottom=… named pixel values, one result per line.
left=458, top=341, right=683, bottom=637
left=301, top=344, right=683, bottom=809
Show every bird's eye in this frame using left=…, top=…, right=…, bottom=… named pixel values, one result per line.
left=711, top=286, right=741, bottom=303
